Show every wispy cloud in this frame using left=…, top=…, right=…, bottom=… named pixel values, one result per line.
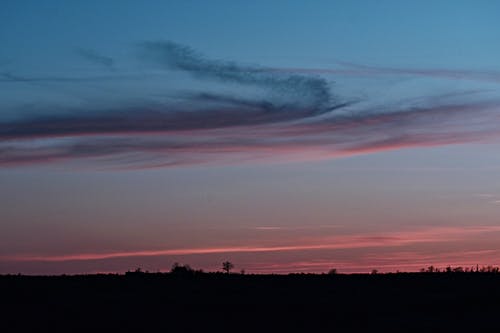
left=1, top=41, right=500, bottom=168
left=249, top=249, right=500, bottom=274
left=280, top=62, right=500, bottom=84
left=141, top=41, right=335, bottom=111
left=340, top=62, right=500, bottom=83
left=1, top=99, right=499, bottom=168
left=4, top=225, right=500, bottom=262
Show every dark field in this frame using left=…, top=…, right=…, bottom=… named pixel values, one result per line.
left=2, top=272, right=500, bottom=332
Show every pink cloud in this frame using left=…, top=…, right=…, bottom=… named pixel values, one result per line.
left=4, top=225, right=500, bottom=265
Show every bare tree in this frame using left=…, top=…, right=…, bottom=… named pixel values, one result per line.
left=222, top=261, right=234, bottom=274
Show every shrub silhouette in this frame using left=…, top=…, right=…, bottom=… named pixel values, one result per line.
left=125, top=267, right=146, bottom=276
left=170, top=263, right=196, bottom=276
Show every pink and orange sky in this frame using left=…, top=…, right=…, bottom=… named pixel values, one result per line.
left=1, top=1, right=500, bottom=274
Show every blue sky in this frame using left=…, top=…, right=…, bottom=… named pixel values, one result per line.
left=1, top=1, right=500, bottom=274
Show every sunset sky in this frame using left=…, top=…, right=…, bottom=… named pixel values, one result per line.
left=2, top=0, right=500, bottom=274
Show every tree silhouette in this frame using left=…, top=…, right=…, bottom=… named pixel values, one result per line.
left=222, top=261, right=234, bottom=274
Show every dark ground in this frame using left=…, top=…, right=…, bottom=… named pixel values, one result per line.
left=2, top=272, right=500, bottom=332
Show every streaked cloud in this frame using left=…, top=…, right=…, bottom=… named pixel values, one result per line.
left=250, top=249, right=500, bottom=274
left=1, top=41, right=500, bottom=168
left=4, top=225, right=500, bottom=263
left=280, top=62, right=500, bottom=84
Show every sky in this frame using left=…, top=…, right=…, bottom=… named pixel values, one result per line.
left=2, top=0, right=500, bottom=274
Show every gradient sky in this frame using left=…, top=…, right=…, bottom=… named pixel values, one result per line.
left=2, top=0, right=500, bottom=274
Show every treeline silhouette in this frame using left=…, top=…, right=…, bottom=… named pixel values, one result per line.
left=420, top=264, right=500, bottom=273
left=3, top=262, right=500, bottom=332
left=122, top=262, right=500, bottom=276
